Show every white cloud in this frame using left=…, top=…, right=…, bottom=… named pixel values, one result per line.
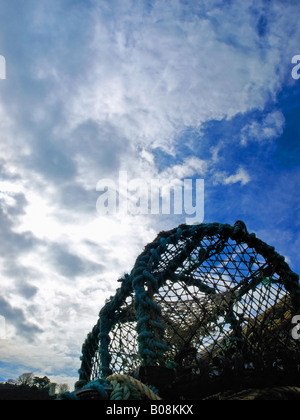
left=0, top=0, right=299, bottom=387
left=63, top=0, right=299, bottom=156
left=241, top=110, right=285, bottom=145
left=214, top=167, right=251, bottom=186
left=160, top=157, right=208, bottom=180
left=225, top=167, right=251, bottom=186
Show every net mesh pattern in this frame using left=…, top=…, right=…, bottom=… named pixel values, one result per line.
left=78, top=223, right=300, bottom=388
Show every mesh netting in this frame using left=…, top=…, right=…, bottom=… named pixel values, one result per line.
left=78, top=222, right=300, bottom=397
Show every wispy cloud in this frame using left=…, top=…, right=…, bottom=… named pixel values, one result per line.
left=241, top=110, right=285, bottom=146
left=0, top=297, right=43, bottom=342
left=214, top=167, right=251, bottom=186
left=0, top=0, right=299, bottom=387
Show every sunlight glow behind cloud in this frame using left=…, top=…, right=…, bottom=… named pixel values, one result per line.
left=0, top=0, right=299, bottom=388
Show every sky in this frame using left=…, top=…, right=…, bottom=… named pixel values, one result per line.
left=0, top=0, right=299, bottom=389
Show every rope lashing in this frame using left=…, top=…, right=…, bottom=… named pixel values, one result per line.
left=106, top=374, right=162, bottom=400
left=77, top=221, right=300, bottom=400
left=60, top=375, right=161, bottom=400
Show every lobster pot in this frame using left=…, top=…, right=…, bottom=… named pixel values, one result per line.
left=78, top=222, right=300, bottom=398
left=78, top=274, right=139, bottom=380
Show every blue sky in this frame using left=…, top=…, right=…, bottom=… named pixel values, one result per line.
left=0, top=0, right=299, bottom=388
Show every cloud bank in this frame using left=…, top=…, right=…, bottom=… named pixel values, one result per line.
left=0, top=0, right=299, bottom=387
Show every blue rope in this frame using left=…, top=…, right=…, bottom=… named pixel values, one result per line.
left=78, top=221, right=300, bottom=384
